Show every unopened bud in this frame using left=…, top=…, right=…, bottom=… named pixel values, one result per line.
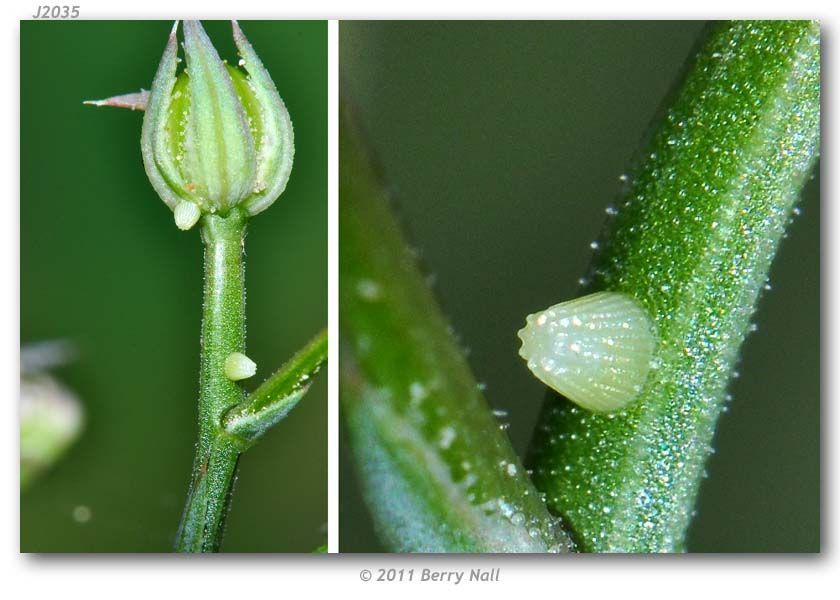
left=140, top=20, right=294, bottom=230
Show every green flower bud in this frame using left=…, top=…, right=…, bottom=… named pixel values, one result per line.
left=141, top=21, right=294, bottom=230
left=20, top=341, right=84, bottom=490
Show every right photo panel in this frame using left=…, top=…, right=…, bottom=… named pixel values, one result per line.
left=339, top=21, right=820, bottom=553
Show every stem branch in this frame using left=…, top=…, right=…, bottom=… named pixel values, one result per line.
left=340, top=109, right=574, bottom=553
left=224, top=328, right=327, bottom=448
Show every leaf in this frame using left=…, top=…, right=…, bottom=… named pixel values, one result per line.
left=340, top=108, right=574, bottom=553
left=223, top=329, right=327, bottom=448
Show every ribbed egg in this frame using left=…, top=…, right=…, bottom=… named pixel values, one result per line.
left=517, top=291, right=657, bottom=414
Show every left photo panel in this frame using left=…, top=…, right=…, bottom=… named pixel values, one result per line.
left=20, top=20, right=328, bottom=552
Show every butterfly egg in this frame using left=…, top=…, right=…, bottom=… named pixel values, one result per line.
left=517, top=291, right=656, bottom=414
left=224, top=352, right=257, bottom=381
left=174, top=201, right=201, bottom=231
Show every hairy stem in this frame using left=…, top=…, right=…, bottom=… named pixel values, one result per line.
left=340, top=109, right=574, bottom=553
left=527, top=21, right=820, bottom=552
left=224, top=328, right=327, bottom=448
left=176, top=209, right=248, bottom=553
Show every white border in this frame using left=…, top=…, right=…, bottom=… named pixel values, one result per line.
left=4, top=0, right=833, bottom=18
left=327, top=18, right=339, bottom=555
left=4, top=1, right=836, bottom=598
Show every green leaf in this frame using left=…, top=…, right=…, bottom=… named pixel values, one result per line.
left=340, top=108, right=574, bottom=553
left=527, top=20, right=820, bottom=552
left=223, top=329, right=327, bottom=447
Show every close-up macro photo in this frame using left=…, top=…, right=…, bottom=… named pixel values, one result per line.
left=20, top=19, right=327, bottom=552
left=339, top=20, right=819, bottom=553
left=11, top=9, right=832, bottom=596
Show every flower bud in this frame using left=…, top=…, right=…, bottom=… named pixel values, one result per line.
left=21, top=342, right=84, bottom=489
left=141, top=21, right=294, bottom=229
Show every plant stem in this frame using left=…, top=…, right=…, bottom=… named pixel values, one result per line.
left=340, top=108, right=574, bottom=553
left=527, top=21, right=820, bottom=552
left=176, top=209, right=248, bottom=553
left=224, top=328, right=327, bottom=448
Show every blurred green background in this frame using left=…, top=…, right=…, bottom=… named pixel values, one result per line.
left=339, top=21, right=820, bottom=552
left=21, top=20, right=327, bottom=552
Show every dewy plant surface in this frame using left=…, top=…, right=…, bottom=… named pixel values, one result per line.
left=528, top=21, right=820, bottom=552
left=88, top=20, right=326, bottom=553
left=340, top=110, right=574, bottom=553
left=341, top=20, right=819, bottom=553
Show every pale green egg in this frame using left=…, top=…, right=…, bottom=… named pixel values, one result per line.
left=224, top=352, right=257, bottom=381
left=518, top=291, right=657, bottom=414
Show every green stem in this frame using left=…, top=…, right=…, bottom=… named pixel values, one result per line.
left=340, top=108, right=574, bottom=553
left=527, top=21, right=820, bottom=552
left=176, top=209, right=248, bottom=553
left=223, top=328, right=327, bottom=448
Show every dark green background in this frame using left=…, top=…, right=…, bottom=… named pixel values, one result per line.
left=21, top=20, right=327, bottom=552
left=339, top=21, right=820, bottom=552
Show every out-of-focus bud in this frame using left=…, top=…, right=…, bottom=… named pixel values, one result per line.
left=20, top=342, right=84, bottom=489
left=141, top=21, right=294, bottom=230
